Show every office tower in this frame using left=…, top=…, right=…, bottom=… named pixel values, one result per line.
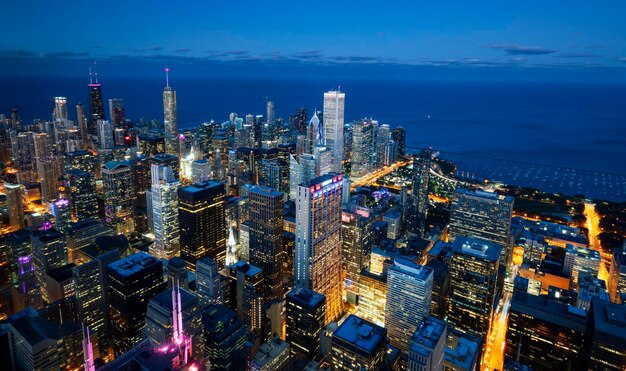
left=385, top=257, right=434, bottom=354
left=178, top=180, right=226, bottom=271
left=97, top=120, right=114, bottom=149
left=76, top=102, right=89, bottom=145
left=44, top=263, right=76, bottom=302
left=248, top=185, right=284, bottom=302
left=356, top=269, right=387, bottom=326
left=107, top=252, right=166, bottom=354
left=350, top=119, right=373, bottom=178
left=391, top=126, right=406, bottom=157
left=30, top=228, right=67, bottom=304
left=383, top=209, right=402, bottom=239
left=408, top=148, right=432, bottom=237
left=304, top=111, right=322, bottom=154
left=505, top=290, right=588, bottom=370
left=108, top=98, right=125, bottom=128
left=564, top=244, right=601, bottom=288
left=285, top=287, right=325, bottom=357
left=102, top=160, right=135, bottom=234
left=9, top=242, right=43, bottom=311
left=373, top=122, right=390, bottom=168
left=53, top=96, right=68, bottom=121
left=250, top=336, right=290, bottom=371
left=266, top=99, right=275, bottom=125
left=288, top=153, right=316, bottom=200
left=5, top=183, right=25, bottom=230
left=295, top=173, right=343, bottom=324
left=384, top=140, right=398, bottom=165
left=587, top=297, right=626, bottom=370
left=66, top=169, right=98, bottom=221
left=292, top=107, right=308, bottom=135
left=449, top=188, right=514, bottom=248
left=88, top=68, right=105, bottom=138
left=323, top=90, right=345, bottom=173
left=342, top=210, right=374, bottom=304
left=191, top=159, right=210, bottom=183
left=8, top=308, right=65, bottom=370
left=64, top=149, right=97, bottom=175
left=609, top=248, right=626, bottom=303
left=425, top=259, right=450, bottom=319
left=202, top=304, right=248, bottom=370
left=196, top=258, right=222, bottom=307
left=148, top=152, right=180, bottom=179
left=330, top=315, right=386, bottom=371
left=37, top=156, right=60, bottom=202
left=144, top=287, right=203, bottom=357
left=444, top=329, right=482, bottom=371
left=149, top=164, right=181, bottom=260
left=408, top=316, right=447, bottom=371
left=50, top=198, right=71, bottom=233
left=73, top=257, right=111, bottom=347
left=447, top=236, right=501, bottom=339
left=163, top=68, right=179, bottom=155
left=137, top=134, right=166, bottom=157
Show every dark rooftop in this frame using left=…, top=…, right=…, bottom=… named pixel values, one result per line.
left=47, top=263, right=77, bottom=282
left=286, top=287, right=325, bottom=308
left=107, top=252, right=161, bottom=278
left=451, top=236, right=502, bottom=262
left=511, top=290, right=588, bottom=332
left=333, top=315, right=386, bottom=353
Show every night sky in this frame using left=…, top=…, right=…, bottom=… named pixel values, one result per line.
left=1, top=1, right=626, bottom=80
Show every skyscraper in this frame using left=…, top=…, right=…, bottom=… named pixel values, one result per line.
left=408, top=148, right=432, bottom=237
left=97, top=120, right=114, bottom=149
left=350, top=119, right=373, bottom=178
left=330, top=315, right=387, bottom=370
left=108, top=98, right=125, bottom=129
left=102, top=161, right=135, bottom=235
left=178, top=180, right=226, bottom=271
left=385, top=257, right=434, bottom=354
left=195, top=258, right=222, bottom=307
left=66, top=169, right=98, bottom=221
left=408, top=316, right=447, bottom=371
left=202, top=304, right=248, bottom=370
left=323, top=90, right=345, bottom=173
left=149, top=164, right=181, bottom=260
left=30, top=228, right=68, bottom=304
left=342, top=210, right=374, bottom=304
left=163, top=68, right=179, bottom=155
left=88, top=68, right=105, bottom=140
left=5, top=183, right=25, bottom=230
left=106, top=252, right=166, bottom=354
left=37, top=156, right=60, bottom=202
left=53, top=96, right=68, bottom=122
left=248, top=185, right=284, bottom=302
left=447, top=236, right=502, bottom=339
left=285, top=287, right=325, bottom=357
left=587, top=297, right=626, bottom=370
left=76, top=102, right=89, bottom=145
left=609, top=248, right=626, bottom=303
left=295, top=173, right=344, bottom=324
left=391, top=126, right=406, bottom=157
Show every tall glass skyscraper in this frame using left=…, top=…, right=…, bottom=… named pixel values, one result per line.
left=295, top=173, right=344, bottom=324
left=163, top=68, right=179, bottom=155
left=101, top=161, right=135, bottom=235
left=323, top=90, right=345, bottom=173
left=88, top=72, right=105, bottom=139
left=408, top=147, right=432, bottom=237
left=385, top=256, right=433, bottom=354
left=149, top=164, right=181, bottom=260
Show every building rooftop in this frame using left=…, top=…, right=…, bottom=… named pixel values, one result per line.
left=102, top=160, right=130, bottom=171
left=9, top=308, right=62, bottom=346
left=411, top=316, right=447, bottom=358
left=455, top=188, right=514, bottom=203
left=333, top=315, right=386, bottom=353
left=286, top=287, right=325, bottom=308
left=451, top=236, right=502, bottom=262
left=565, top=244, right=601, bottom=261
left=389, top=257, right=434, bottom=281
left=511, top=290, right=588, bottom=332
left=251, top=337, right=290, bottom=368
left=31, top=228, right=64, bottom=243
left=149, top=153, right=177, bottom=162
left=444, top=328, right=482, bottom=371
left=384, top=209, right=401, bottom=220
left=590, top=297, right=626, bottom=349
left=179, top=180, right=224, bottom=196
left=149, top=287, right=197, bottom=311
left=249, top=184, right=283, bottom=198
left=305, top=173, right=342, bottom=188
left=107, top=251, right=161, bottom=278
left=47, top=263, right=77, bottom=282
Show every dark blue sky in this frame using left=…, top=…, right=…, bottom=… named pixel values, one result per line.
left=2, top=1, right=626, bottom=81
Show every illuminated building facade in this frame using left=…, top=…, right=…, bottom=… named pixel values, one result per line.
left=350, top=119, right=373, bottom=178
left=285, top=287, right=325, bottom=357
left=295, top=173, right=343, bottom=324
left=385, top=257, right=433, bottom=354
left=106, top=252, right=166, bottom=354
left=330, top=315, right=386, bottom=371
left=102, top=161, right=135, bottom=235
left=5, top=183, right=25, bottom=230
left=608, top=248, right=626, bottom=303
left=587, top=297, right=626, bottom=370
left=149, top=164, right=181, bottom=260
left=66, top=169, right=98, bottom=221
left=447, top=236, right=502, bottom=339
left=108, top=98, right=125, bottom=129
left=408, top=148, right=432, bottom=237
left=163, top=68, right=179, bottom=155
left=356, top=269, right=387, bottom=327
left=250, top=336, right=291, bottom=371
left=195, top=257, right=222, bottom=307
left=342, top=210, right=374, bottom=304
left=202, top=304, right=248, bottom=370
left=88, top=75, right=105, bottom=139
left=30, top=228, right=68, bottom=304
left=248, top=185, right=284, bottom=302
left=323, top=90, right=345, bottom=173
left=564, top=244, right=601, bottom=288
left=408, top=316, right=447, bottom=371
left=178, top=180, right=226, bottom=271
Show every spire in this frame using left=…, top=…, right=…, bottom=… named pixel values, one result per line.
left=225, top=224, right=238, bottom=267
left=93, top=61, right=99, bottom=83
left=165, top=67, right=170, bottom=88
left=88, top=67, right=93, bottom=84
left=82, top=324, right=95, bottom=371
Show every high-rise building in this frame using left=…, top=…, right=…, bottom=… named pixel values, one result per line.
left=447, top=236, right=502, bottom=339
left=342, top=210, right=374, bottom=304
left=285, top=287, right=325, bottom=357
left=163, top=68, right=179, bottom=155
left=385, top=257, right=434, bottom=354
left=391, top=127, right=406, bottom=157
left=330, top=315, right=387, bottom=371
left=408, top=148, right=432, bottom=237
left=564, top=244, right=601, bottom=288
left=266, top=100, right=275, bottom=125
left=102, top=160, right=135, bottom=235
left=30, top=228, right=68, bottom=304
left=425, top=259, right=450, bottom=319
left=191, top=159, right=210, bottom=183
left=609, top=248, right=626, bottom=303
left=107, top=252, right=166, bottom=354
left=76, top=102, right=89, bottom=145
left=587, top=297, right=626, bottom=370
left=88, top=68, right=105, bottom=141
left=108, top=98, right=125, bottom=129
left=8, top=308, right=66, bottom=370
left=350, top=119, right=373, bottom=178
left=195, top=258, right=222, bottom=307
left=137, top=134, right=166, bottom=157
left=53, top=96, right=68, bottom=121
left=37, top=156, right=60, bottom=202
left=178, top=180, right=226, bottom=271
left=449, top=189, right=514, bottom=249
left=97, top=120, right=114, bottom=149
left=295, top=173, right=343, bottom=324
left=5, top=183, right=25, bottom=230
left=505, top=290, right=588, bottom=370
left=202, top=304, right=248, bottom=370
left=323, top=90, right=345, bottom=173
left=66, top=169, right=98, bottom=221
left=248, top=185, right=284, bottom=302
left=250, top=336, right=291, bottom=371
left=50, top=198, right=71, bottom=233
left=149, top=164, right=181, bottom=260
left=64, top=149, right=97, bottom=175
left=8, top=232, right=43, bottom=311
left=356, top=269, right=387, bottom=327
left=408, top=316, right=447, bottom=371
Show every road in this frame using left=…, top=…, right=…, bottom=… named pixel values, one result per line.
left=584, top=202, right=610, bottom=282
left=350, top=160, right=411, bottom=190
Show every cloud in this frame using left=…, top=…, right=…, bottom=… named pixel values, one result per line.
left=332, top=55, right=385, bottom=63
left=0, top=49, right=37, bottom=58
left=148, top=46, right=163, bottom=51
left=44, top=51, right=90, bottom=58
left=618, top=57, right=626, bottom=63
left=490, top=44, right=556, bottom=55
left=173, top=48, right=191, bottom=53
left=91, top=45, right=102, bottom=49
left=558, top=53, right=599, bottom=59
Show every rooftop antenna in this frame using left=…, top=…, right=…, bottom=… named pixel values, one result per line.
left=92, top=61, right=99, bottom=83
left=165, top=67, right=170, bottom=88
left=89, top=67, right=93, bottom=84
